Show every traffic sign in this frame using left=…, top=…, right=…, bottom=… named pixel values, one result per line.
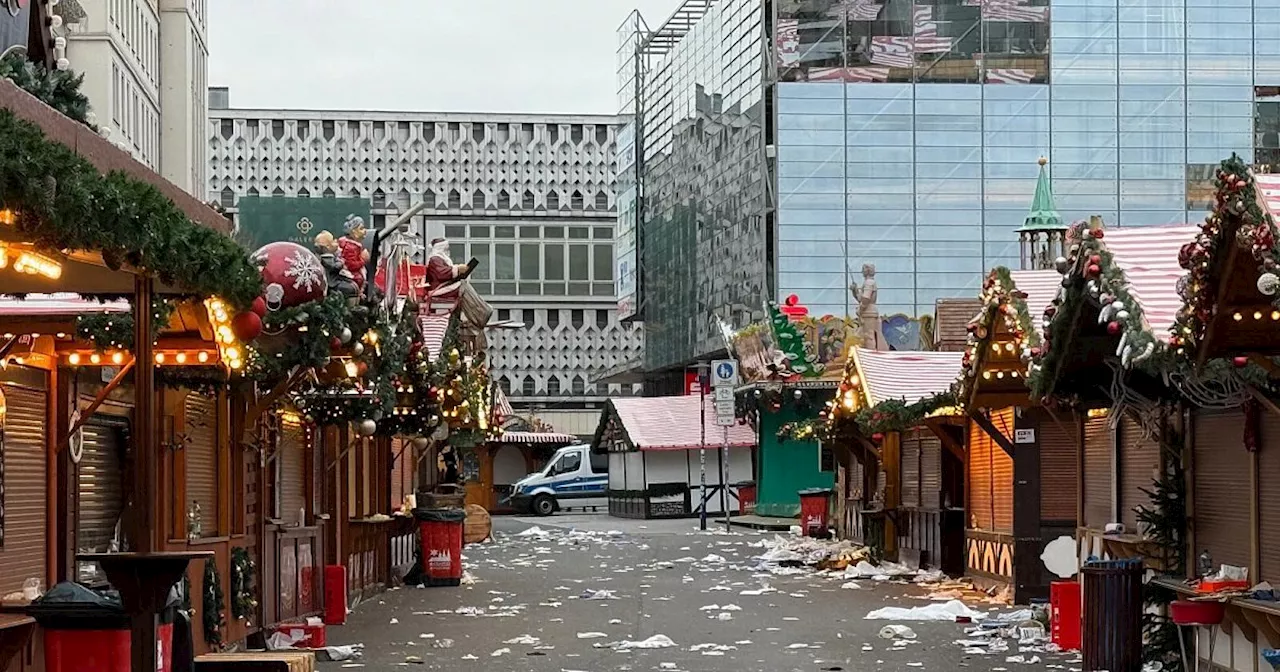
left=714, top=398, right=736, bottom=427
left=713, top=387, right=734, bottom=402
left=711, top=359, right=739, bottom=388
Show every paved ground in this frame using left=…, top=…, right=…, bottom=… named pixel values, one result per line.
left=327, top=514, right=1082, bottom=671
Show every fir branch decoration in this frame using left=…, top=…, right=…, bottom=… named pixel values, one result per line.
left=74, top=299, right=176, bottom=350
left=0, top=110, right=262, bottom=309
left=230, top=547, right=257, bottom=624
left=202, top=558, right=225, bottom=649
left=0, top=52, right=93, bottom=128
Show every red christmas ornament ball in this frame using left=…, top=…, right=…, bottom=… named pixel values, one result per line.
left=1234, top=356, right=1250, bottom=368
left=251, top=296, right=268, bottom=317
left=231, top=311, right=263, bottom=341
left=1093, top=229, right=1105, bottom=239
left=1087, top=264, right=1102, bottom=276
left=1107, top=321, right=1121, bottom=335
left=1089, top=255, right=1102, bottom=266
left=330, top=336, right=343, bottom=350
left=871, top=432, right=885, bottom=442
left=251, top=242, right=329, bottom=311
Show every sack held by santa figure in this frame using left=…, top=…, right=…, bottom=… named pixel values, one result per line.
left=338, top=214, right=371, bottom=289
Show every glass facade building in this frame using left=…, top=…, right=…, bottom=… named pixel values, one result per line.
left=625, top=0, right=1280, bottom=377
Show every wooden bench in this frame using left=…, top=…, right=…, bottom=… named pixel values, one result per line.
left=194, top=651, right=315, bottom=672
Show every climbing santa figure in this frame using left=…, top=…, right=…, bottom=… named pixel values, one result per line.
left=338, top=214, right=371, bottom=290
left=422, top=237, right=494, bottom=345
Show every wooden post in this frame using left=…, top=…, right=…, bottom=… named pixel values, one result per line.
left=128, top=275, right=158, bottom=672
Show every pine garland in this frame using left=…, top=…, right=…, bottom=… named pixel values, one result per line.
left=954, top=267, right=1044, bottom=405
left=230, top=547, right=257, bottom=624
left=0, top=53, right=93, bottom=128
left=202, top=558, right=225, bottom=649
left=0, top=110, right=262, bottom=309
left=74, top=298, right=176, bottom=350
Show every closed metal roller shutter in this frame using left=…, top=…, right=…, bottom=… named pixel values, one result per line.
left=1192, top=411, right=1250, bottom=570
left=390, top=439, right=411, bottom=512
left=1039, top=415, right=1078, bottom=522
left=0, top=382, right=47, bottom=595
left=77, top=421, right=124, bottom=583
left=1082, top=416, right=1113, bottom=529
left=920, top=434, right=942, bottom=510
left=900, top=432, right=920, bottom=509
left=185, top=394, right=218, bottom=538
left=969, top=410, right=1014, bottom=533
left=278, top=420, right=306, bottom=525
left=1260, top=412, right=1280, bottom=584
left=1118, top=416, right=1161, bottom=532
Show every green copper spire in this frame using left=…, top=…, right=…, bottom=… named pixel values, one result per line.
left=1020, top=156, right=1064, bottom=231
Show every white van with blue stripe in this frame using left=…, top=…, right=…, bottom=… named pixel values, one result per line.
left=505, top=444, right=608, bottom=516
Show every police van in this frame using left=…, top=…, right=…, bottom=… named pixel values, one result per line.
left=505, top=444, right=608, bottom=516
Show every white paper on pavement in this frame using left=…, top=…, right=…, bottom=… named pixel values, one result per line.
left=864, top=599, right=987, bottom=622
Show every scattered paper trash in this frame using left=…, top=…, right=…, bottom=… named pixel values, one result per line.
left=389, top=617, right=399, bottom=624
left=577, top=632, right=608, bottom=639
left=879, top=625, right=918, bottom=640
left=490, top=648, right=511, bottom=657
left=611, top=634, right=677, bottom=651
left=865, top=600, right=986, bottom=622
left=317, top=645, right=364, bottom=662
left=504, top=635, right=540, bottom=645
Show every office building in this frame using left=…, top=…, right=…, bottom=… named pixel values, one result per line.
left=64, top=0, right=209, bottom=195
left=620, top=0, right=1274, bottom=392
left=207, top=92, right=643, bottom=435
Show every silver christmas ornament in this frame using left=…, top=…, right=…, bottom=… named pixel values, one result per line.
left=1054, top=256, right=1070, bottom=274
left=340, top=326, right=353, bottom=343
left=357, top=419, right=377, bottom=436
left=352, top=342, right=365, bottom=356
left=1258, top=272, right=1280, bottom=296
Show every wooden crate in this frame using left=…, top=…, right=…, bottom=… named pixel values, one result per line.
left=194, top=651, right=315, bottom=672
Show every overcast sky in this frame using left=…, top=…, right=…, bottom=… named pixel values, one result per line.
left=208, top=0, right=684, bottom=114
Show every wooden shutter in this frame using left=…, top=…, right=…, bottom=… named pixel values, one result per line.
left=1082, top=416, right=1113, bottom=529
left=969, top=410, right=1014, bottom=533
left=900, top=432, right=920, bottom=509
left=0, top=382, right=47, bottom=596
left=1118, top=416, right=1160, bottom=532
left=184, top=393, right=218, bottom=538
left=390, top=439, right=413, bottom=512
left=1260, top=412, right=1280, bottom=584
left=1039, top=416, right=1078, bottom=522
left=1192, top=411, right=1250, bottom=570
left=278, top=419, right=306, bottom=526
left=920, top=433, right=942, bottom=510
left=77, top=421, right=124, bottom=582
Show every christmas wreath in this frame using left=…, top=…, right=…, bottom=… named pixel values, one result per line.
left=230, top=547, right=257, bottom=624
left=202, top=559, right=225, bottom=649
left=0, top=110, right=262, bottom=309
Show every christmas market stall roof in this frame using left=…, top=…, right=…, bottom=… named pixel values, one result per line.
left=953, top=268, right=1063, bottom=410
left=1029, top=221, right=1196, bottom=404
left=590, top=395, right=757, bottom=452
left=852, top=348, right=964, bottom=407
left=1173, top=157, right=1280, bottom=365
left=494, top=431, right=578, bottom=445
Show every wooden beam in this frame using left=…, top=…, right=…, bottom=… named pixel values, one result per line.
left=1198, top=242, right=1240, bottom=369
left=924, top=419, right=966, bottom=462
left=855, top=433, right=882, bottom=462
left=61, top=358, right=136, bottom=451
left=970, top=410, right=1016, bottom=457
left=1247, top=385, right=1280, bottom=420
left=239, top=366, right=307, bottom=444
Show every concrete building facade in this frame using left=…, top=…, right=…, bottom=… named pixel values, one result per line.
left=207, top=91, right=643, bottom=436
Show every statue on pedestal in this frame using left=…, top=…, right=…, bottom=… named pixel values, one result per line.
left=852, top=263, right=888, bottom=351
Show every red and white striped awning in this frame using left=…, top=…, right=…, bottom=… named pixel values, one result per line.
left=1257, top=174, right=1280, bottom=214
left=0, top=293, right=129, bottom=316
left=1009, top=269, right=1063, bottom=336
left=492, top=386, right=514, bottom=422
left=609, top=395, right=757, bottom=452
left=1096, top=225, right=1199, bottom=340
left=495, top=431, right=578, bottom=445
left=853, top=348, right=963, bottom=406
left=419, top=311, right=451, bottom=363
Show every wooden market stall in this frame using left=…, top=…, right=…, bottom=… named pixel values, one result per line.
left=464, top=431, right=578, bottom=513
left=0, top=74, right=264, bottom=672
left=956, top=267, right=1076, bottom=602
left=1028, top=221, right=1195, bottom=569
left=592, top=396, right=756, bottom=519
left=840, top=348, right=966, bottom=573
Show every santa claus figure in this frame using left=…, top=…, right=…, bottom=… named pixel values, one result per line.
left=424, top=237, right=472, bottom=303
left=338, top=214, right=371, bottom=290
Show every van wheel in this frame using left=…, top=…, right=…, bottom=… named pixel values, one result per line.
left=532, top=495, right=555, bottom=516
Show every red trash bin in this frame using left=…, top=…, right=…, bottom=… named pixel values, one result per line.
left=415, top=508, right=467, bottom=586
left=30, top=581, right=177, bottom=672
left=1051, top=580, right=1082, bottom=651
left=324, top=564, right=348, bottom=625
left=733, top=480, right=757, bottom=516
left=798, top=488, right=833, bottom=537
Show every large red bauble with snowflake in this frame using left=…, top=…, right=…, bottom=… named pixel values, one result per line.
left=251, top=242, right=328, bottom=311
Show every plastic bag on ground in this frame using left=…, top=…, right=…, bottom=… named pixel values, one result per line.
left=878, top=625, right=918, bottom=639
left=864, top=599, right=987, bottom=621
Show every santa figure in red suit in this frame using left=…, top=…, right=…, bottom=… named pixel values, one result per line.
left=338, top=214, right=371, bottom=290
left=424, top=237, right=471, bottom=303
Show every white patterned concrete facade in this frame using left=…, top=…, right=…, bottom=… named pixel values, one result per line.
left=207, top=93, right=643, bottom=434
left=65, top=0, right=208, bottom=195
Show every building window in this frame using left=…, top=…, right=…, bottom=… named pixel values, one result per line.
left=498, top=190, right=510, bottom=209
left=471, top=190, right=486, bottom=210
left=571, top=375, right=586, bottom=395
left=548, top=377, right=561, bottom=396
left=571, top=309, right=584, bottom=329
left=1257, top=92, right=1280, bottom=169
left=448, top=189, right=461, bottom=208
left=519, top=243, right=540, bottom=280
left=595, top=192, right=609, bottom=210
left=523, top=190, right=536, bottom=209
left=498, top=309, right=510, bottom=322
left=1185, top=164, right=1217, bottom=211
left=498, top=376, right=511, bottom=394
left=544, top=244, right=565, bottom=281
left=546, top=310, right=560, bottom=330
left=596, top=310, right=609, bottom=330
left=571, top=190, right=584, bottom=209
left=547, top=191, right=560, bottom=210
left=521, top=376, right=536, bottom=396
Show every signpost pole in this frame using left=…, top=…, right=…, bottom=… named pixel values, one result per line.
left=709, top=358, right=739, bottom=534
left=721, top=426, right=731, bottom=532
left=698, top=363, right=708, bottom=532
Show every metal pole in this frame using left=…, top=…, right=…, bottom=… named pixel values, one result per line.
left=699, top=363, right=707, bottom=531
left=721, top=426, right=731, bottom=532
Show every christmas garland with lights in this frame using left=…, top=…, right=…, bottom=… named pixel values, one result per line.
left=0, top=52, right=93, bottom=129
left=778, top=391, right=956, bottom=443
left=230, top=546, right=257, bottom=624
left=202, top=558, right=225, bottom=649
left=245, top=292, right=353, bottom=383
left=1029, top=221, right=1163, bottom=398
left=74, top=298, right=176, bottom=350
left=0, top=110, right=261, bottom=309
left=953, top=267, right=1045, bottom=404
left=1172, top=153, right=1280, bottom=357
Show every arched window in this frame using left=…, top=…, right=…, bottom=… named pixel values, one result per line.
left=548, top=377, right=561, bottom=396
left=521, top=376, right=536, bottom=396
